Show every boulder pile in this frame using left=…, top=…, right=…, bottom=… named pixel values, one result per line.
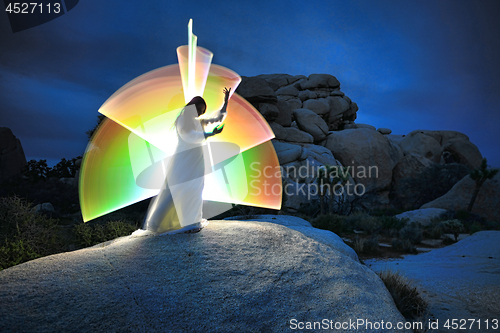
left=237, top=74, right=487, bottom=213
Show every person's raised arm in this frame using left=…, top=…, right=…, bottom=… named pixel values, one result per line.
left=200, top=87, right=231, bottom=127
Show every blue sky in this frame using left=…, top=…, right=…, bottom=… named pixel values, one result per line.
left=1, top=0, right=499, bottom=167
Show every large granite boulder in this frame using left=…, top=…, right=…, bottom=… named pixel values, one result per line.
left=300, top=144, right=337, bottom=166
left=274, top=99, right=292, bottom=127
left=272, top=125, right=314, bottom=143
left=224, top=215, right=358, bottom=260
left=293, top=109, right=329, bottom=141
left=235, top=76, right=277, bottom=104
left=377, top=128, right=392, bottom=135
left=0, top=127, right=27, bottom=184
left=0, top=220, right=408, bottom=333
left=327, top=96, right=351, bottom=117
left=300, top=74, right=340, bottom=89
left=392, top=153, right=434, bottom=185
left=279, top=96, right=302, bottom=111
left=269, top=122, right=287, bottom=140
left=276, top=85, right=299, bottom=96
left=396, top=208, right=448, bottom=226
left=241, top=73, right=359, bottom=134
left=399, top=131, right=442, bottom=163
left=441, top=137, right=483, bottom=169
left=324, top=128, right=403, bottom=193
left=392, top=130, right=482, bottom=169
left=255, top=74, right=305, bottom=91
left=344, top=123, right=376, bottom=131
left=271, top=140, right=302, bottom=165
left=302, top=98, right=330, bottom=116
left=421, top=173, right=500, bottom=222
left=257, top=103, right=280, bottom=121
left=386, top=134, right=405, bottom=146
left=390, top=154, right=435, bottom=208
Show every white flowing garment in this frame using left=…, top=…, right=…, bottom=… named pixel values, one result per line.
left=143, top=104, right=226, bottom=234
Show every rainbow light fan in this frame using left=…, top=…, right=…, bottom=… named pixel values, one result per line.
left=79, top=20, right=282, bottom=225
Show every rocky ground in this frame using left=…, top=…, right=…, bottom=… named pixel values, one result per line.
left=366, top=231, right=500, bottom=333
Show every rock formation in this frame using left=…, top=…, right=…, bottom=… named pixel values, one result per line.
left=237, top=74, right=488, bottom=213
left=395, top=208, right=448, bottom=226
left=421, top=173, right=500, bottom=222
left=0, top=127, right=27, bottom=184
left=0, top=217, right=408, bottom=332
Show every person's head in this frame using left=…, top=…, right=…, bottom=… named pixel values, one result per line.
left=186, top=96, right=207, bottom=116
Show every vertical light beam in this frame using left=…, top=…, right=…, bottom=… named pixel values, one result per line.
left=187, top=18, right=197, bottom=103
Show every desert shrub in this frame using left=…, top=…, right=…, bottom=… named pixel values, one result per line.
left=377, top=270, right=428, bottom=319
left=344, top=212, right=381, bottom=234
left=22, top=157, right=81, bottom=182
left=441, top=219, right=464, bottom=242
left=391, top=238, right=417, bottom=254
left=49, top=157, right=80, bottom=178
left=0, top=176, right=79, bottom=215
left=427, top=225, right=444, bottom=239
left=349, top=236, right=379, bottom=255
left=447, top=209, right=486, bottom=233
left=399, top=223, right=423, bottom=244
left=468, top=222, right=483, bottom=235
left=353, top=237, right=364, bottom=254
left=377, top=216, right=407, bottom=238
left=310, top=214, right=346, bottom=235
left=74, top=220, right=137, bottom=248
left=0, top=196, right=62, bottom=270
left=363, top=236, right=380, bottom=254
left=379, top=215, right=407, bottom=230
left=86, top=114, right=106, bottom=139
left=450, top=209, right=499, bottom=232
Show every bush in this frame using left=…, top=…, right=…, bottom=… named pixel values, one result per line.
left=427, top=226, right=444, bottom=239
left=310, top=214, right=346, bottom=235
left=378, top=216, right=407, bottom=238
left=391, top=238, right=418, bottom=254
left=345, top=212, right=381, bottom=234
left=73, top=220, right=137, bottom=247
left=399, top=223, right=423, bottom=244
left=23, top=157, right=81, bottom=182
left=377, top=270, right=428, bottom=319
left=441, top=219, right=464, bottom=242
left=0, top=177, right=79, bottom=215
left=0, top=196, right=62, bottom=270
left=469, top=222, right=483, bottom=235
left=353, top=237, right=364, bottom=254
left=363, top=236, right=380, bottom=254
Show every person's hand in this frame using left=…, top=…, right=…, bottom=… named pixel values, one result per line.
left=212, top=125, right=224, bottom=136
left=223, top=87, right=231, bottom=103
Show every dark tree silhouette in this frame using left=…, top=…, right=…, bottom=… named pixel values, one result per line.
left=468, top=158, right=499, bottom=212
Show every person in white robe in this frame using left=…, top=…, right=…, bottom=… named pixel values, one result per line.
left=142, top=88, right=230, bottom=234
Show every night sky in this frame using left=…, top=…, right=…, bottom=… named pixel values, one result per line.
left=1, top=0, right=499, bottom=167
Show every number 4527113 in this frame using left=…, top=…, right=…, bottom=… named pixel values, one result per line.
left=5, top=3, right=61, bottom=14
